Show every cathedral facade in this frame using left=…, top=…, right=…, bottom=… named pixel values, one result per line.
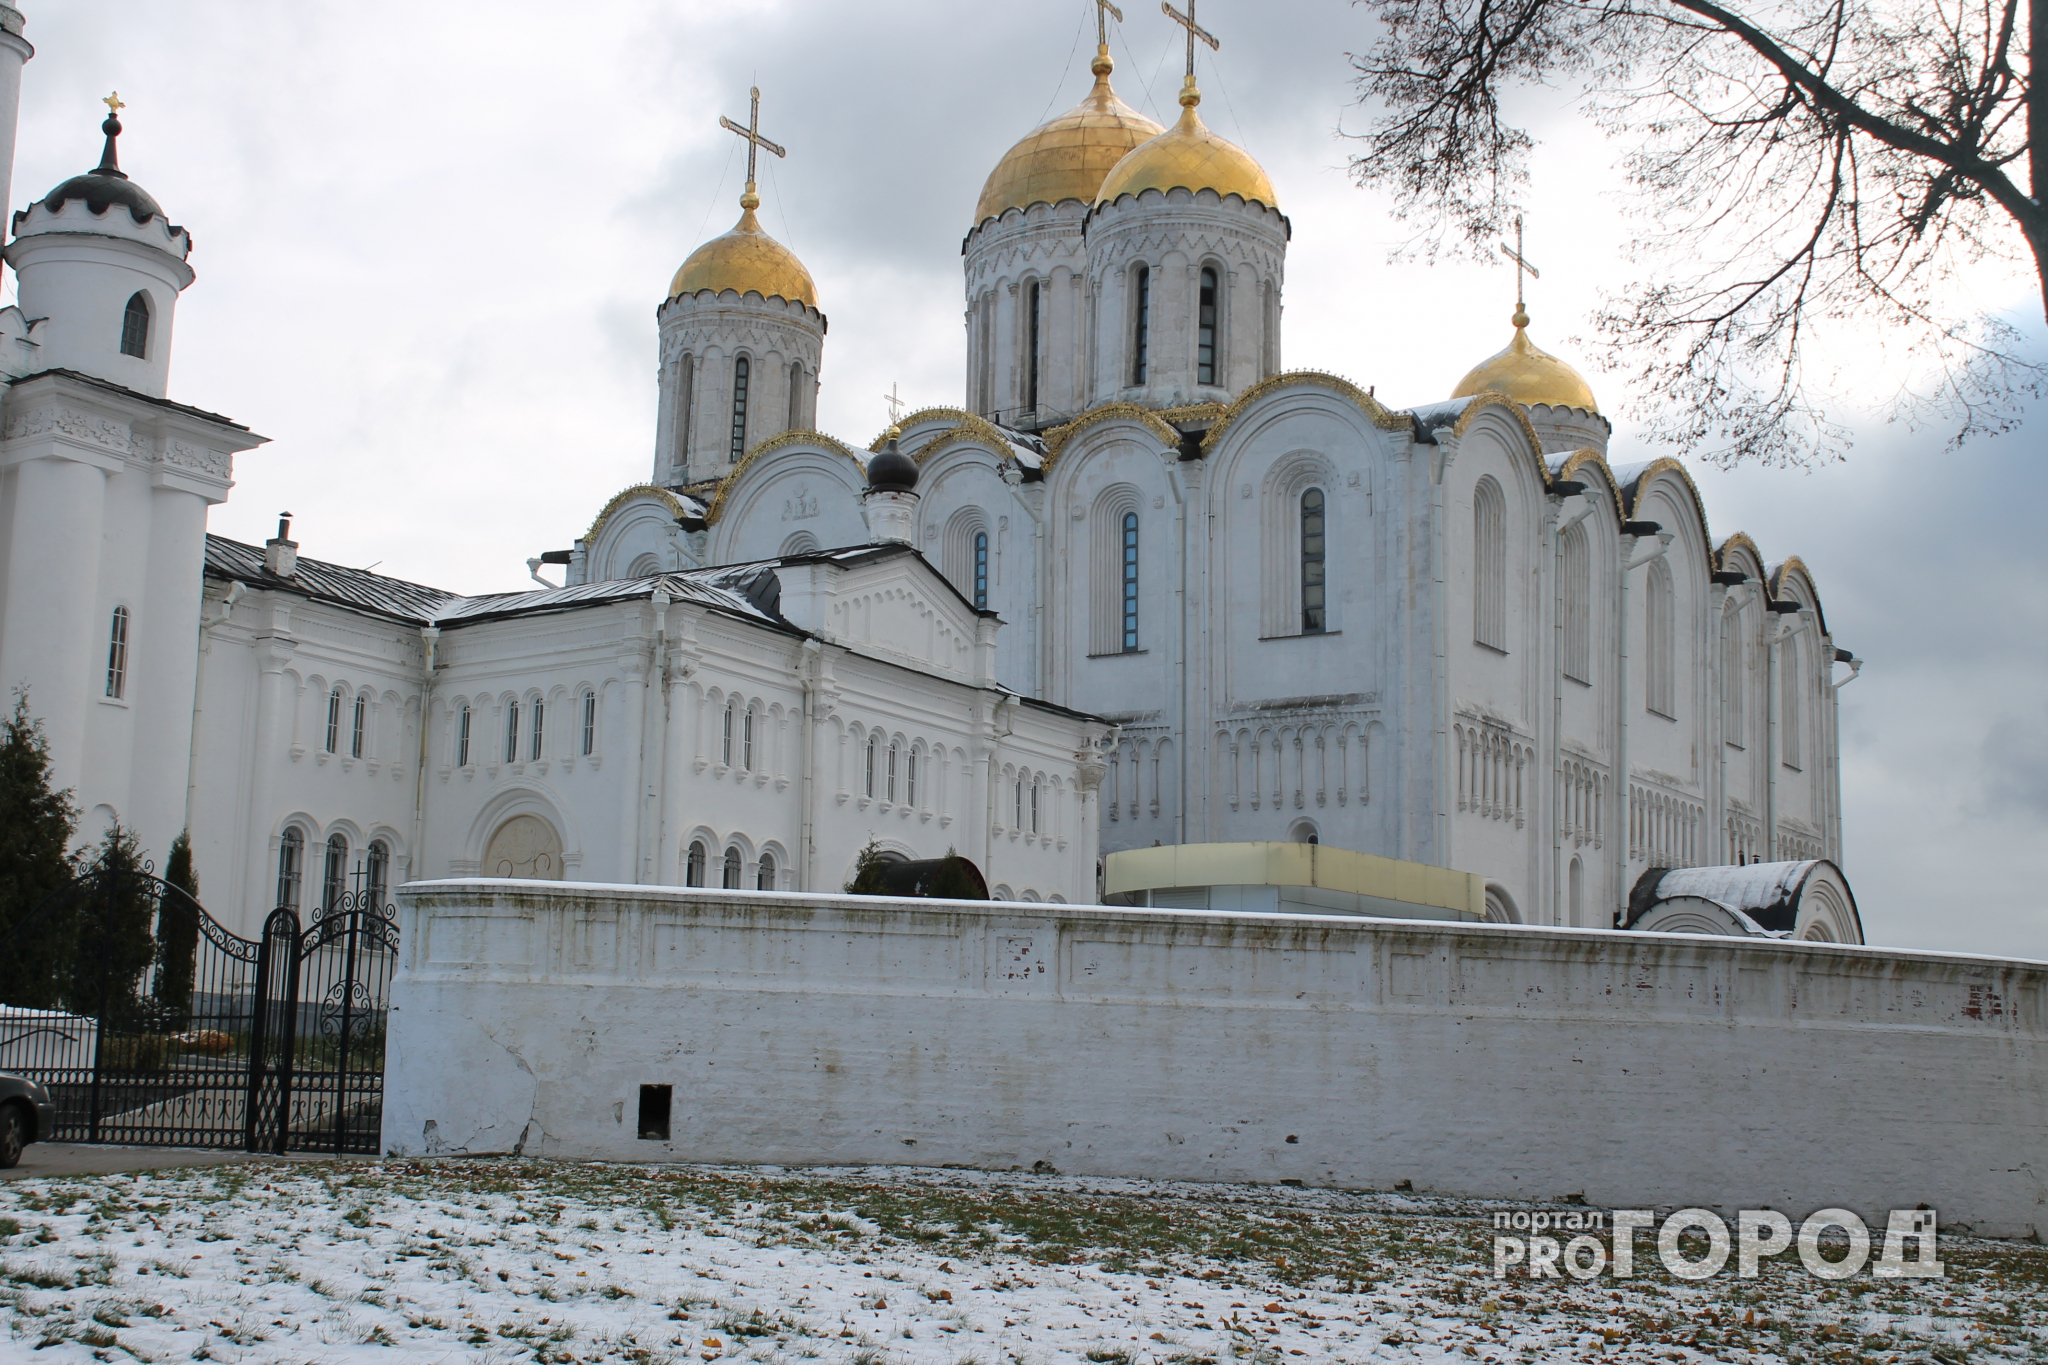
left=0, top=7, right=1856, bottom=941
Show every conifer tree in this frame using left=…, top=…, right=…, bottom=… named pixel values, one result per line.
left=0, top=690, right=78, bottom=1008
left=155, top=830, right=201, bottom=1026
left=843, top=839, right=889, bottom=896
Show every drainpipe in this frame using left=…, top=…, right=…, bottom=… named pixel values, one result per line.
left=1710, top=577, right=1754, bottom=863
left=1547, top=484, right=1592, bottom=925
left=1826, top=647, right=1861, bottom=860
left=1764, top=603, right=1813, bottom=860
left=184, top=582, right=247, bottom=834
left=645, top=590, right=671, bottom=883
left=411, top=626, right=438, bottom=886
left=799, top=639, right=821, bottom=892
left=1613, top=521, right=1673, bottom=924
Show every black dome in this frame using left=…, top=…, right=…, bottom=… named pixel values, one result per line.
left=38, top=112, right=167, bottom=227
left=866, top=436, right=918, bottom=492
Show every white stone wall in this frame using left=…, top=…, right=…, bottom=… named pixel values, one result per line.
left=384, top=881, right=2048, bottom=1238
left=655, top=290, right=824, bottom=487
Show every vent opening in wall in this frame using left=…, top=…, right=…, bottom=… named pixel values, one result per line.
left=637, top=1084, right=672, bottom=1141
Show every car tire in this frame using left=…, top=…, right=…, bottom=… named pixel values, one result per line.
left=0, top=1103, right=24, bottom=1169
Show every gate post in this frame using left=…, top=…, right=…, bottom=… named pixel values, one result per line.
left=85, top=869, right=110, bottom=1144
left=245, top=907, right=301, bottom=1154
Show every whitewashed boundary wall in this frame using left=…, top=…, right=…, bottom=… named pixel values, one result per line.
left=384, top=880, right=2048, bottom=1238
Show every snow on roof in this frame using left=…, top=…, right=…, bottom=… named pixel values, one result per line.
left=1651, top=860, right=1821, bottom=920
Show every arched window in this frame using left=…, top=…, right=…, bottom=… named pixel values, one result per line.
left=367, top=840, right=390, bottom=909
left=973, top=530, right=989, bottom=609
left=581, top=689, right=597, bottom=755
left=788, top=361, right=804, bottom=428
left=1197, top=267, right=1218, bottom=386
left=1014, top=776, right=1025, bottom=828
left=1472, top=477, right=1507, bottom=652
left=530, top=697, right=545, bottom=760
left=742, top=705, right=755, bottom=771
left=722, top=846, right=742, bottom=890
left=686, top=840, right=707, bottom=887
left=1300, top=489, right=1326, bottom=634
left=456, top=704, right=472, bottom=767
left=886, top=740, right=899, bottom=802
left=322, top=833, right=347, bottom=917
left=905, top=749, right=919, bottom=807
left=1130, top=265, right=1150, bottom=385
left=1030, top=778, right=1040, bottom=834
left=325, top=686, right=343, bottom=753
left=781, top=530, right=821, bottom=556
left=1025, top=279, right=1042, bottom=415
left=351, top=694, right=367, bottom=759
left=722, top=698, right=736, bottom=767
left=104, top=606, right=129, bottom=698
left=757, top=851, right=778, bottom=891
left=1721, top=602, right=1744, bottom=747
left=120, top=292, right=150, bottom=358
left=1645, top=560, right=1676, bottom=718
left=1562, top=523, right=1591, bottom=684
left=674, top=353, right=694, bottom=469
left=504, top=699, right=521, bottom=763
left=1781, top=633, right=1802, bottom=770
left=1568, top=856, right=1584, bottom=924
left=1121, top=511, right=1140, bottom=651
left=276, top=828, right=303, bottom=910
left=865, top=731, right=879, bottom=798
left=729, top=356, right=750, bottom=462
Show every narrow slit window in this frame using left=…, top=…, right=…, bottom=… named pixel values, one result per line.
left=674, top=354, right=694, bottom=469
left=722, top=698, right=736, bottom=766
left=1300, top=488, right=1326, bottom=634
left=120, top=292, right=150, bottom=358
left=276, top=828, right=303, bottom=910
left=322, top=834, right=347, bottom=917
left=1026, top=279, right=1042, bottom=415
left=581, top=688, right=597, bottom=755
left=351, top=694, right=366, bottom=759
left=104, top=606, right=129, bottom=698
left=1130, top=267, right=1150, bottom=385
left=973, top=530, right=989, bottom=609
left=742, top=706, right=755, bottom=771
left=1030, top=780, right=1040, bottom=834
left=637, top=1084, right=672, bottom=1141
left=686, top=840, right=707, bottom=887
left=729, top=356, right=750, bottom=462
left=326, top=686, right=342, bottom=753
left=865, top=732, right=878, bottom=798
left=505, top=700, right=520, bottom=763
left=457, top=704, right=472, bottom=767
left=887, top=741, right=899, bottom=802
left=906, top=749, right=918, bottom=807
left=1197, top=267, right=1218, bottom=386
left=367, top=840, right=390, bottom=909
left=1121, top=511, right=1140, bottom=651
left=1562, top=524, right=1591, bottom=683
left=1473, top=478, right=1507, bottom=651
left=530, top=697, right=545, bottom=761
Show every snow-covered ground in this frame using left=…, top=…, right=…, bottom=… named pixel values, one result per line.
left=1, top=1159, right=2041, bottom=1363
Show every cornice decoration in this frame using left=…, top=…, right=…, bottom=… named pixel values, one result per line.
left=3, top=403, right=130, bottom=452
left=1448, top=390, right=1547, bottom=453
left=703, top=429, right=864, bottom=526
left=156, top=438, right=230, bottom=478
left=1040, top=402, right=1183, bottom=468
left=584, top=484, right=696, bottom=545
left=1713, top=531, right=1766, bottom=578
left=1199, top=371, right=1409, bottom=457
left=1613, top=455, right=1714, bottom=556
left=866, top=408, right=993, bottom=453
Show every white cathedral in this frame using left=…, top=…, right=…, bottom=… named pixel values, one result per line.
left=0, top=4, right=1863, bottom=944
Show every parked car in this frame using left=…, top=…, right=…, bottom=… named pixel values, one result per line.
left=0, top=1070, right=55, bottom=1168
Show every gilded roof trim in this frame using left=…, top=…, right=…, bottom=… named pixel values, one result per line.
left=584, top=484, right=695, bottom=546
left=868, top=408, right=1008, bottom=457
left=1615, top=456, right=1714, bottom=557
left=1714, top=532, right=1766, bottom=578
left=703, top=429, right=863, bottom=526
left=1447, top=391, right=1547, bottom=461
left=1040, top=402, right=1183, bottom=468
left=1551, top=448, right=1626, bottom=521
left=1199, top=371, right=1408, bottom=455
left=1767, top=555, right=1829, bottom=634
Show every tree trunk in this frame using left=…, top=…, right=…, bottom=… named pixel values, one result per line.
left=2035, top=0, right=2046, bottom=320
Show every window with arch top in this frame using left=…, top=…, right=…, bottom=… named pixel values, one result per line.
left=1472, top=477, right=1507, bottom=652
left=1130, top=266, right=1150, bottom=385
left=456, top=703, right=472, bottom=767
left=973, top=530, right=989, bottom=609
left=674, top=353, right=694, bottom=469
left=322, top=834, right=347, bottom=917
left=367, top=839, right=390, bottom=909
left=1562, top=523, right=1591, bottom=684
left=580, top=688, right=597, bottom=756
left=1025, top=278, right=1042, bottom=415
left=1720, top=601, right=1744, bottom=746
left=729, top=355, right=750, bottom=462
left=276, top=828, right=303, bottom=910
left=351, top=693, right=367, bottom=759
left=120, top=292, right=150, bottom=359
left=1300, top=488, right=1326, bottom=634
left=1645, top=559, right=1676, bottom=719
left=686, top=840, right=707, bottom=887
left=865, top=731, right=879, bottom=798
left=788, top=361, right=804, bottom=429
left=529, top=697, right=545, bottom=761
left=721, top=696, right=737, bottom=767
left=757, top=851, right=778, bottom=891
left=722, top=846, right=742, bottom=890
left=1197, top=267, right=1218, bottom=386
left=504, top=699, right=521, bottom=763
left=1120, top=512, right=1140, bottom=651
left=1781, top=631, right=1803, bottom=769
left=325, top=686, right=343, bottom=754
left=104, top=606, right=129, bottom=699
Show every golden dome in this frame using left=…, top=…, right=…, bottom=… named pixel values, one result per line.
left=974, top=47, right=1164, bottom=226
left=1451, top=308, right=1598, bottom=412
left=668, top=186, right=818, bottom=308
left=1095, top=77, right=1277, bottom=211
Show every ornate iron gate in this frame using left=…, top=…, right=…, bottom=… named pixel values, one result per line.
left=0, top=862, right=396, bottom=1153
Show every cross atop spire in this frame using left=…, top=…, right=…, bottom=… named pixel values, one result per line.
left=881, top=382, right=907, bottom=425
left=102, top=92, right=125, bottom=117
left=1499, top=213, right=1541, bottom=328
left=718, top=86, right=787, bottom=206
left=1095, top=0, right=1125, bottom=47
left=1160, top=0, right=1218, bottom=82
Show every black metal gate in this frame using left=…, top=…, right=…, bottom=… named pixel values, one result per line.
left=0, top=861, right=396, bottom=1153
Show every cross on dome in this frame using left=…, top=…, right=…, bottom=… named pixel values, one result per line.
left=102, top=91, right=124, bottom=116
left=718, top=85, right=787, bottom=207
left=1499, top=213, right=1542, bottom=329
left=1161, top=0, right=1218, bottom=84
left=1096, top=0, right=1125, bottom=47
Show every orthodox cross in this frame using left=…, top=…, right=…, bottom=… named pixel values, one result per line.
left=718, top=86, right=786, bottom=192
left=1499, top=214, right=1541, bottom=314
left=881, top=382, right=907, bottom=425
left=1096, top=0, right=1125, bottom=46
left=1160, top=0, right=1218, bottom=79
left=103, top=92, right=125, bottom=117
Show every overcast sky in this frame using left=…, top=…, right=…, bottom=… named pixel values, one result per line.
left=14, top=0, right=2044, bottom=958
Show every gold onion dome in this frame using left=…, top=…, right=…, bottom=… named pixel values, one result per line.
left=1450, top=307, right=1599, bottom=413
left=1095, top=76, right=1277, bottom=210
left=668, top=186, right=818, bottom=308
left=974, top=47, right=1164, bottom=226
